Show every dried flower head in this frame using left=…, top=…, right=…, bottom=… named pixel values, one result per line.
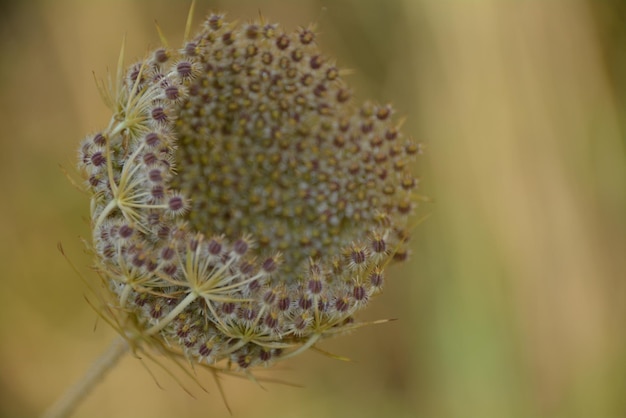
left=79, top=11, right=420, bottom=374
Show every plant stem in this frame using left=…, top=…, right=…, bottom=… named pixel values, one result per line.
left=41, top=337, right=129, bottom=418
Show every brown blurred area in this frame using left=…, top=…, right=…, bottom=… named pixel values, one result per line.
left=0, top=0, right=624, bottom=417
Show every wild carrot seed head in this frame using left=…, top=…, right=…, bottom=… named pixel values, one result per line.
left=81, top=12, right=420, bottom=370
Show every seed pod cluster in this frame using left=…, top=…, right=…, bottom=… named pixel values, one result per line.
left=79, top=13, right=421, bottom=371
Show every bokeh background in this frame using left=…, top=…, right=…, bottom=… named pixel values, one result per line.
left=1, top=0, right=625, bottom=417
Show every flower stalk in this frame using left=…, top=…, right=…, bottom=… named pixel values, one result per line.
left=41, top=338, right=129, bottom=418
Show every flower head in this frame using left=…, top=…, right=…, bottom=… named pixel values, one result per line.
left=80, top=12, right=420, bottom=371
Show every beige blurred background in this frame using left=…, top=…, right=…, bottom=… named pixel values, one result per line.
left=1, top=0, right=624, bottom=417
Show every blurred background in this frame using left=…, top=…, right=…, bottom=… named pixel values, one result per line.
left=1, top=0, right=624, bottom=417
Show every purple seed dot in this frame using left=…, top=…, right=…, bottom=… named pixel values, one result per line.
left=149, top=169, right=163, bottom=183
left=132, top=255, right=145, bottom=268
left=119, top=225, right=133, bottom=239
left=263, top=290, right=277, bottom=305
left=361, top=122, right=374, bottom=134
left=135, top=294, right=148, bottom=307
left=299, top=296, right=312, bottom=310
left=314, top=84, right=327, bottom=97
left=199, top=344, right=212, bottom=357
left=168, top=196, right=184, bottom=212
left=239, top=261, right=255, bottom=275
left=300, top=30, right=314, bottom=45
left=163, top=264, right=177, bottom=276
left=369, top=272, right=383, bottom=287
left=337, top=89, right=351, bottom=103
left=260, top=349, right=272, bottom=361
left=245, top=24, right=259, bottom=39
left=308, top=279, right=322, bottom=294
left=241, top=308, right=256, bottom=321
left=161, top=246, right=175, bottom=260
left=276, top=34, right=290, bottom=50
left=129, top=68, right=140, bottom=83
left=158, top=225, right=170, bottom=240
left=233, top=239, right=249, bottom=255
left=151, top=185, right=164, bottom=200
left=262, top=257, right=277, bottom=273
left=351, top=249, right=366, bottom=264
left=318, top=298, right=329, bottom=312
left=372, top=239, right=386, bottom=253
left=177, top=61, right=193, bottom=78
left=208, top=239, right=222, bottom=255
left=103, top=245, right=115, bottom=259
left=301, top=74, right=312, bottom=86
left=143, top=152, right=157, bottom=165
left=291, top=49, right=303, bottom=62
left=377, top=107, right=391, bottom=120
left=154, top=48, right=169, bottom=63
left=184, top=42, right=197, bottom=56
left=295, top=315, right=308, bottom=330
left=386, top=128, right=398, bottom=140
left=150, top=304, right=162, bottom=319
left=176, top=326, right=190, bottom=338
left=81, top=142, right=91, bottom=158
left=335, top=297, right=349, bottom=312
left=145, top=132, right=160, bottom=147
left=353, top=285, right=367, bottom=301
left=263, top=313, right=278, bottom=332
left=93, top=133, right=106, bottom=146
left=310, top=55, right=323, bottom=69
left=209, top=15, right=222, bottom=30
left=278, top=296, right=290, bottom=311
left=151, top=107, right=167, bottom=123
left=90, top=152, right=106, bottom=167
left=222, top=302, right=235, bottom=314
left=394, top=251, right=408, bottom=262
left=237, top=355, right=251, bottom=368
left=222, top=32, right=234, bottom=45
left=159, top=158, right=171, bottom=170
left=147, top=213, right=160, bottom=226
left=165, top=85, right=179, bottom=100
